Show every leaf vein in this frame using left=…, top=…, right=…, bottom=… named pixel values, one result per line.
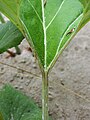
left=41, top=0, right=47, bottom=69
left=57, top=13, right=83, bottom=53
left=27, top=0, right=43, bottom=25
left=46, top=0, right=66, bottom=30
left=19, top=18, right=34, bottom=46
left=47, top=13, right=83, bottom=70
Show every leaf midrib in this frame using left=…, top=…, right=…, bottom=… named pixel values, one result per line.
left=41, top=0, right=47, bottom=69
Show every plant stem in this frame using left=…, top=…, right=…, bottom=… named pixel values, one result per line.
left=42, top=70, right=49, bottom=120
left=15, top=46, right=21, bottom=55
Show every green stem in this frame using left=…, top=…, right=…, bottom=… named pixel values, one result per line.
left=42, top=70, right=49, bottom=120
left=0, top=13, right=5, bottom=23
left=15, top=46, right=21, bottom=55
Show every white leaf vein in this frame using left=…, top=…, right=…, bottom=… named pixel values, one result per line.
left=27, top=0, right=43, bottom=24
left=46, top=0, right=66, bottom=30
left=47, top=13, right=83, bottom=70
left=41, top=0, right=47, bottom=69
left=20, top=18, right=34, bottom=46
left=56, top=13, right=83, bottom=54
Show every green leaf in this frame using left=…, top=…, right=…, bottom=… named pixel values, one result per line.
left=78, top=0, right=89, bottom=7
left=0, top=85, right=42, bottom=120
left=77, top=1, right=90, bottom=30
left=0, top=0, right=23, bottom=32
left=0, top=21, right=24, bottom=53
left=19, top=0, right=90, bottom=71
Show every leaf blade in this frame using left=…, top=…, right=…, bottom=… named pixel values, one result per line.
left=20, top=0, right=44, bottom=67
left=0, top=85, right=42, bottom=120
left=19, top=0, right=90, bottom=70
left=0, top=0, right=23, bottom=32
left=0, top=21, right=24, bottom=53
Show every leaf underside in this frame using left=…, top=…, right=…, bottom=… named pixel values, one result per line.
left=0, top=21, right=24, bottom=53
left=0, top=0, right=23, bottom=32
left=19, top=0, right=85, bottom=70
left=0, top=85, right=42, bottom=120
left=1, top=0, right=89, bottom=71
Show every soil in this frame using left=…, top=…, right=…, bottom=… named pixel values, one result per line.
left=0, top=22, right=90, bottom=120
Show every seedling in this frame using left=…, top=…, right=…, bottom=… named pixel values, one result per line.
left=0, top=1, right=90, bottom=120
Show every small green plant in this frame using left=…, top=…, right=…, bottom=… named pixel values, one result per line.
left=0, top=0, right=90, bottom=120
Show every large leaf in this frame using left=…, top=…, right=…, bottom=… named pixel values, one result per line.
left=0, top=0, right=23, bottom=32
left=0, top=21, right=24, bottom=53
left=0, top=85, right=42, bottom=120
left=19, top=0, right=90, bottom=71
